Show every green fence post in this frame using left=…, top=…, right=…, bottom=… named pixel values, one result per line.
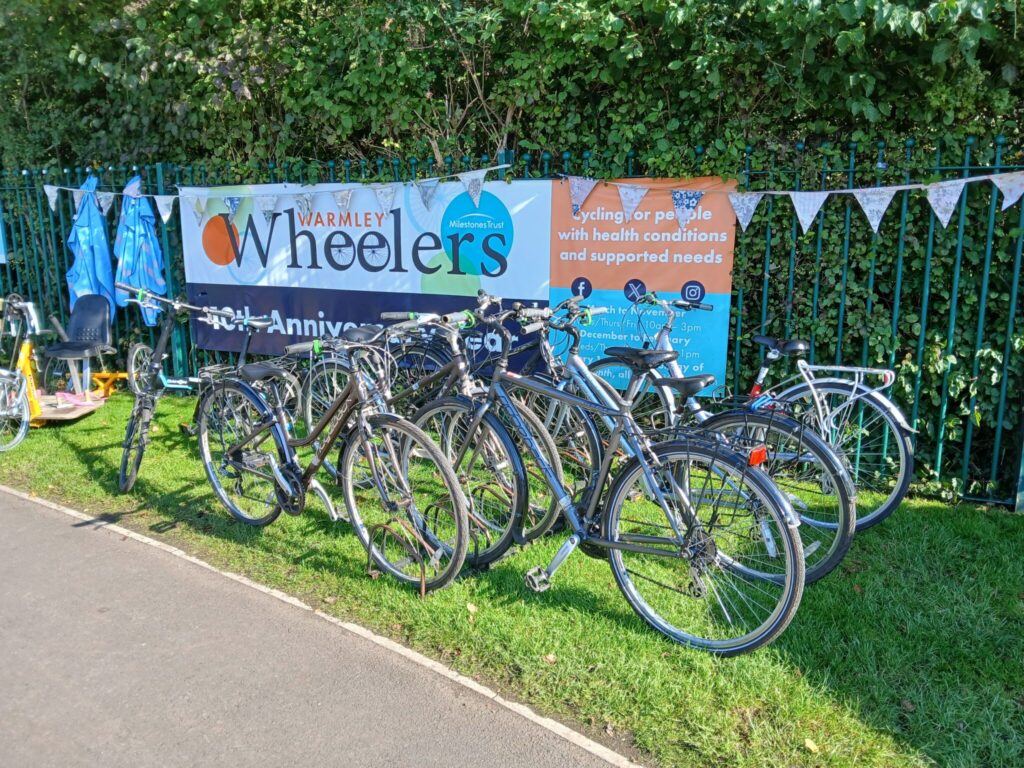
left=155, top=162, right=184, bottom=377
left=834, top=142, right=858, bottom=365
left=731, top=145, right=753, bottom=394
left=783, top=142, right=803, bottom=338
left=910, top=144, right=942, bottom=440
left=808, top=143, right=831, bottom=364
left=888, top=139, right=915, bottom=371
left=757, top=151, right=777, bottom=357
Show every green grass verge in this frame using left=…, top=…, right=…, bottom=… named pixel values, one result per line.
left=2, top=393, right=1022, bottom=767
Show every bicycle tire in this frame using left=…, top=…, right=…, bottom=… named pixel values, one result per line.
left=127, top=342, right=154, bottom=395
left=602, top=439, right=804, bottom=656
left=119, top=398, right=152, bottom=493
left=0, top=375, right=30, bottom=452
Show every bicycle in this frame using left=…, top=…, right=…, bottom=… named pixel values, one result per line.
left=0, top=296, right=35, bottom=451
left=446, top=293, right=805, bottom=655
left=194, top=321, right=470, bottom=593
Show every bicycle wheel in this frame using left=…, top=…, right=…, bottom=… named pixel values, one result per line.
left=197, top=380, right=285, bottom=526
left=389, top=343, right=451, bottom=416
left=413, top=396, right=526, bottom=567
left=42, top=356, right=91, bottom=395
left=602, top=440, right=804, bottom=656
left=304, top=355, right=351, bottom=479
left=698, top=410, right=856, bottom=584
left=0, top=374, right=30, bottom=452
left=119, top=397, right=153, bottom=493
left=780, top=381, right=913, bottom=531
left=495, top=398, right=565, bottom=541
left=340, top=413, right=468, bottom=592
left=127, top=343, right=154, bottom=395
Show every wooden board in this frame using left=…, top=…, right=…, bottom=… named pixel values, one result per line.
left=32, top=395, right=105, bottom=423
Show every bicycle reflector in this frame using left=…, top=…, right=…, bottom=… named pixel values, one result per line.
left=748, top=444, right=768, bottom=466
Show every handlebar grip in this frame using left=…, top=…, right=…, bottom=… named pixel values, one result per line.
left=518, top=307, right=552, bottom=320
left=203, top=306, right=236, bottom=320
left=380, top=311, right=413, bottom=321
left=284, top=341, right=316, bottom=355
left=672, top=300, right=713, bottom=311
left=588, top=306, right=609, bottom=317
left=521, top=321, right=545, bottom=335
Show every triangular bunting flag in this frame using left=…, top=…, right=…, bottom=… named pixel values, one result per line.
left=617, top=184, right=648, bottom=222
left=852, top=187, right=898, bottom=233
left=331, top=189, right=353, bottom=214
left=294, top=192, right=312, bottom=218
left=671, top=189, right=704, bottom=230
left=991, top=171, right=1024, bottom=211
left=256, top=195, right=278, bottom=224
left=926, top=179, right=966, bottom=228
left=189, top=192, right=208, bottom=226
left=416, top=178, right=440, bottom=210
left=97, top=192, right=116, bottom=217
left=727, top=192, right=765, bottom=231
left=458, top=170, right=487, bottom=208
left=568, top=176, right=599, bottom=216
left=789, top=191, right=830, bottom=234
left=153, top=195, right=176, bottom=224
left=72, top=189, right=85, bottom=210
left=374, top=184, right=396, bottom=213
left=224, top=196, right=242, bottom=224
left=43, top=185, right=59, bottom=212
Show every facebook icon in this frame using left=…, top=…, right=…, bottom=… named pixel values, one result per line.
left=571, top=276, right=593, bottom=299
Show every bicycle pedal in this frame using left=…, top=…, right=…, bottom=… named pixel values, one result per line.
left=524, top=566, right=551, bottom=593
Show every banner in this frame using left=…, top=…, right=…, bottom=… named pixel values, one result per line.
left=181, top=179, right=737, bottom=387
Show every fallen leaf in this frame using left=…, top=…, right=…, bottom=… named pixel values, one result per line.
left=901, top=699, right=916, bottom=713
left=853, top=583, right=864, bottom=594
left=805, top=739, right=820, bottom=754
left=323, top=596, right=337, bottom=605
left=604, top=723, right=615, bottom=736
left=542, top=653, right=557, bottom=665
left=467, top=602, right=478, bottom=614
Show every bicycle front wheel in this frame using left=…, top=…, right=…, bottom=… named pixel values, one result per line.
left=118, top=397, right=153, bottom=493
left=127, top=343, right=154, bottom=395
left=602, top=440, right=804, bottom=656
left=341, top=413, right=468, bottom=592
left=0, top=374, right=30, bottom=452
left=197, top=380, right=285, bottom=526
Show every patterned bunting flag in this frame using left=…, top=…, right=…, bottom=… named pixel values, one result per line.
left=852, top=187, right=898, bottom=233
left=97, top=192, right=116, bottom=217
left=457, top=170, right=487, bottom=208
left=727, top=191, right=765, bottom=231
left=374, top=184, right=396, bottom=213
left=224, top=196, right=242, bottom=224
left=256, top=195, right=278, bottom=224
left=295, top=192, right=313, bottom=218
left=991, top=171, right=1024, bottom=211
left=789, top=191, right=830, bottom=234
left=43, top=185, right=59, bottom=212
left=72, top=189, right=86, bottom=211
left=617, top=184, right=648, bottom=222
left=926, top=179, right=966, bottom=228
left=332, top=189, right=353, bottom=213
left=189, top=192, right=208, bottom=225
left=153, top=195, right=176, bottom=224
left=671, top=189, right=704, bottom=230
left=568, top=176, right=599, bottom=216
left=416, top=178, right=440, bottom=210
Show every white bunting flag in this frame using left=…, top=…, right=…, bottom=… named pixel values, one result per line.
left=331, top=189, right=353, bottom=214
left=617, top=184, right=648, bottom=222
left=727, top=191, right=765, bottom=231
left=457, top=170, right=487, bottom=208
left=224, top=196, right=242, bottom=224
left=97, top=192, right=116, bottom=217
left=43, top=185, right=59, bottom=212
left=256, top=195, right=278, bottom=224
left=671, top=189, right=704, bottom=230
left=295, top=192, right=313, bottom=218
left=153, top=195, right=176, bottom=224
left=416, top=178, right=440, bottom=210
left=852, top=187, right=898, bottom=233
left=926, top=179, right=966, bottom=228
left=72, top=189, right=86, bottom=211
left=374, top=184, right=396, bottom=213
left=189, top=192, right=208, bottom=225
left=789, top=191, right=830, bottom=234
left=568, top=176, right=599, bottom=216
left=991, top=171, right=1024, bottom=211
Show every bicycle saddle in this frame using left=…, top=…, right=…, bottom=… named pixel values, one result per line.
left=244, top=316, right=273, bottom=330
left=603, top=346, right=679, bottom=370
left=649, top=374, right=716, bottom=398
left=752, top=335, right=809, bottom=356
left=238, top=362, right=289, bottom=382
left=341, top=325, right=380, bottom=343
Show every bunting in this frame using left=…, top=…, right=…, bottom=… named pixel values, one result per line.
left=727, top=192, right=765, bottom=232
left=416, top=178, right=440, bottom=210
left=374, top=184, right=396, bottom=213
left=256, top=195, right=278, bottom=224
left=617, top=184, right=648, bottom=222
left=926, top=179, right=966, bottom=228
left=189, top=192, right=208, bottom=225
left=153, top=195, right=176, bottom=224
left=97, top=192, right=116, bottom=217
left=852, top=187, right=898, bottom=233
left=43, top=185, right=59, bottom=212
left=295, top=192, right=313, bottom=218
left=992, top=171, right=1024, bottom=211
left=72, top=189, right=86, bottom=211
left=789, top=191, right=830, bottom=234
left=224, top=196, right=242, bottom=224
left=331, top=189, right=353, bottom=214
left=671, top=189, right=704, bottom=230
left=457, top=170, right=487, bottom=208
left=568, top=176, right=599, bottom=216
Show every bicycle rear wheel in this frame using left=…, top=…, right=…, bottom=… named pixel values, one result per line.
left=304, top=355, right=351, bottom=479
left=197, top=380, right=285, bottom=526
left=119, top=396, right=153, bottom=493
left=0, top=374, right=30, bottom=451
left=602, top=440, right=804, bottom=656
left=341, top=413, right=468, bottom=592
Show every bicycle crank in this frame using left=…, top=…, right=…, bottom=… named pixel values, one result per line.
left=275, top=464, right=306, bottom=517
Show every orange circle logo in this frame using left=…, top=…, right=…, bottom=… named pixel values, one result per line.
left=202, top=217, right=240, bottom=266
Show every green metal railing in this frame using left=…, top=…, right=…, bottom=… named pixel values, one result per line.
left=0, top=141, right=1021, bottom=507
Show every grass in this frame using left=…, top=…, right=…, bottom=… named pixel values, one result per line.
left=2, top=392, right=1022, bottom=767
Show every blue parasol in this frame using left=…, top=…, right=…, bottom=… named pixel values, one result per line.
left=65, top=175, right=115, bottom=319
left=113, top=176, right=167, bottom=326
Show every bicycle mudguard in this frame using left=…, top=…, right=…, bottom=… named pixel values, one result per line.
left=776, top=378, right=916, bottom=434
